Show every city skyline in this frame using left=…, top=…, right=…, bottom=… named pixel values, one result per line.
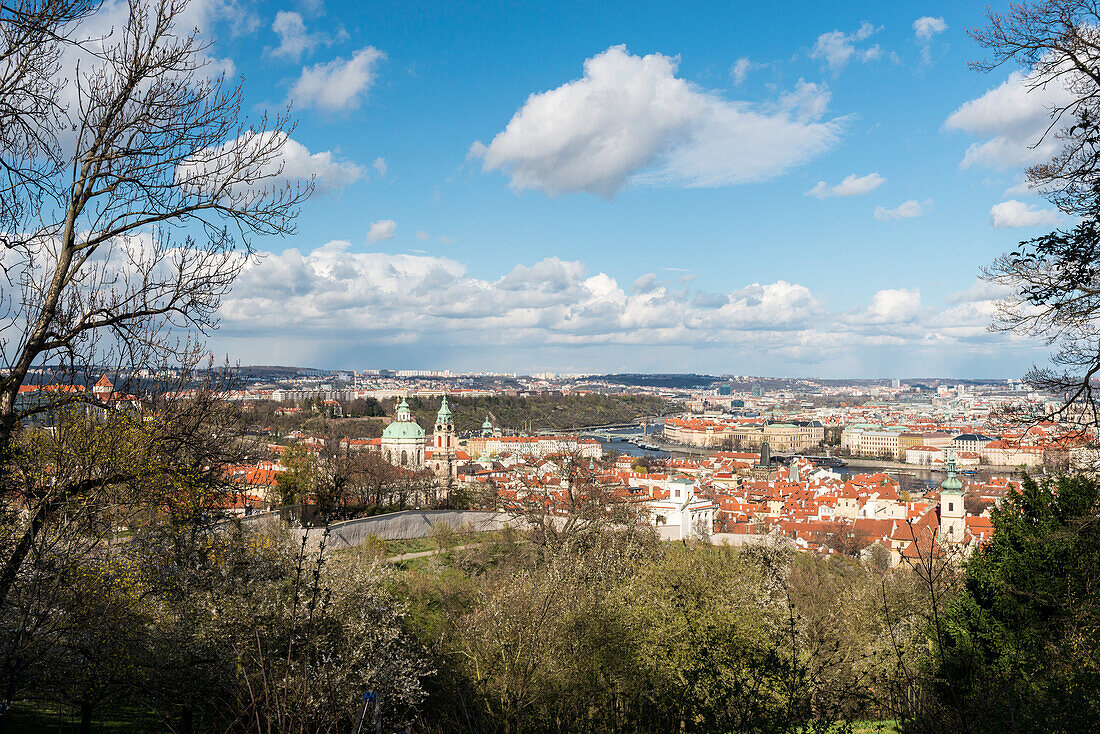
left=155, top=0, right=1061, bottom=376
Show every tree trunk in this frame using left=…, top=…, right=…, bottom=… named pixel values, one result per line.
left=0, top=494, right=63, bottom=608
left=79, top=701, right=93, bottom=734
left=180, top=704, right=194, bottom=734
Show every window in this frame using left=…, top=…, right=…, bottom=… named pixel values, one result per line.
left=948, top=502, right=953, bottom=512
left=674, top=489, right=680, bottom=498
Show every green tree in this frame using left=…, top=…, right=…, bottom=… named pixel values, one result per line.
left=924, top=475, right=1100, bottom=733
left=276, top=445, right=316, bottom=507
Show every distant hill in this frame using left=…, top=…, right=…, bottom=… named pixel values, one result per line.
left=233, top=365, right=330, bottom=379
left=593, top=374, right=718, bottom=389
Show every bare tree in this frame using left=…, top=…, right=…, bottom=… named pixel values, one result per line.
left=1, top=0, right=98, bottom=230
left=970, top=0, right=1100, bottom=214
left=0, top=0, right=310, bottom=603
left=971, top=2, right=1100, bottom=435
left=0, top=0, right=309, bottom=430
left=508, top=442, right=639, bottom=556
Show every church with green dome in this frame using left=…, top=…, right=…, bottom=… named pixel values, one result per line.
left=381, top=396, right=457, bottom=478
left=382, top=398, right=426, bottom=467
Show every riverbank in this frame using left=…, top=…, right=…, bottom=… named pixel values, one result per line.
left=823, top=456, right=1027, bottom=474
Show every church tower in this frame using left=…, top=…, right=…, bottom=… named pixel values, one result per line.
left=937, top=452, right=966, bottom=544
left=753, top=440, right=776, bottom=481
left=432, top=395, right=456, bottom=479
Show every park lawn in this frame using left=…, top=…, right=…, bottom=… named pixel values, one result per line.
left=849, top=719, right=901, bottom=733
left=4, top=700, right=156, bottom=733
left=385, top=529, right=499, bottom=556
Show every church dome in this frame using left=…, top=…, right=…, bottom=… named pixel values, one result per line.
left=383, top=421, right=425, bottom=440
left=384, top=397, right=424, bottom=440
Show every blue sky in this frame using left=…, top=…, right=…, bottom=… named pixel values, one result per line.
left=165, top=0, right=1066, bottom=376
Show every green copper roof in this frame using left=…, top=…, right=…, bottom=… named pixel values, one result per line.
left=482, top=415, right=493, bottom=429
left=941, top=453, right=963, bottom=493
left=436, top=395, right=452, bottom=423
left=383, top=420, right=424, bottom=440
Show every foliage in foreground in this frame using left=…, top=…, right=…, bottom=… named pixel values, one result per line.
left=0, top=523, right=431, bottom=733
left=402, top=530, right=916, bottom=734
left=912, top=474, right=1100, bottom=734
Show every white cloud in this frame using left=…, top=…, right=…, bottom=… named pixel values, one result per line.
left=176, top=131, right=362, bottom=195
left=276, top=136, right=363, bottom=192
left=633, top=273, right=659, bottom=293
left=1003, top=176, right=1038, bottom=197
left=945, top=280, right=1016, bottom=305
left=810, top=22, right=881, bottom=71
left=874, top=199, right=930, bottom=220
left=944, top=70, right=1075, bottom=170
left=415, top=230, right=430, bottom=241
left=372, top=156, right=388, bottom=177
left=865, top=288, right=922, bottom=323
left=470, top=45, right=842, bottom=197
left=806, top=172, right=885, bottom=199
left=367, top=219, right=396, bottom=242
left=270, top=11, right=342, bottom=60
left=913, top=16, right=947, bottom=41
left=989, top=199, right=1060, bottom=228
left=219, top=244, right=826, bottom=346
left=49, top=0, right=250, bottom=143
left=731, top=57, right=753, bottom=85
left=290, top=46, right=386, bottom=111
left=913, top=16, right=947, bottom=64
left=211, top=243, right=1045, bottom=375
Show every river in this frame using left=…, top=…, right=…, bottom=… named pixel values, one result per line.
left=591, top=427, right=1023, bottom=495
left=836, top=465, right=1019, bottom=495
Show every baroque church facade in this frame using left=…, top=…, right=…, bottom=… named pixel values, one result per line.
left=380, top=396, right=457, bottom=479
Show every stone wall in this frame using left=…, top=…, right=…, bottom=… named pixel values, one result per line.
left=300, top=509, right=514, bottom=551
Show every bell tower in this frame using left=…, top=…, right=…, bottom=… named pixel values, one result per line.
left=432, top=395, right=456, bottom=479
left=937, top=452, right=966, bottom=544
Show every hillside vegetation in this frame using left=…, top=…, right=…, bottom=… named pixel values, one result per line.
left=392, top=394, right=673, bottom=433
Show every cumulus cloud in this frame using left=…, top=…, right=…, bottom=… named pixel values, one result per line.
left=913, top=16, right=947, bottom=41
left=944, top=70, right=1075, bottom=170
left=372, top=157, right=387, bottom=177
left=810, top=22, right=881, bottom=71
left=989, top=199, right=1060, bottom=228
left=470, top=45, right=842, bottom=197
left=290, top=46, right=386, bottom=111
left=270, top=11, right=342, bottom=60
left=367, top=219, right=396, bottom=242
left=865, top=288, right=922, bottom=323
left=218, top=244, right=825, bottom=348
left=633, top=273, right=659, bottom=293
left=49, top=0, right=249, bottom=140
left=211, top=243, right=1044, bottom=375
left=874, top=199, right=930, bottom=220
left=176, top=131, right=362, bottom=196
left=806, top=172, right=885, bottom=199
